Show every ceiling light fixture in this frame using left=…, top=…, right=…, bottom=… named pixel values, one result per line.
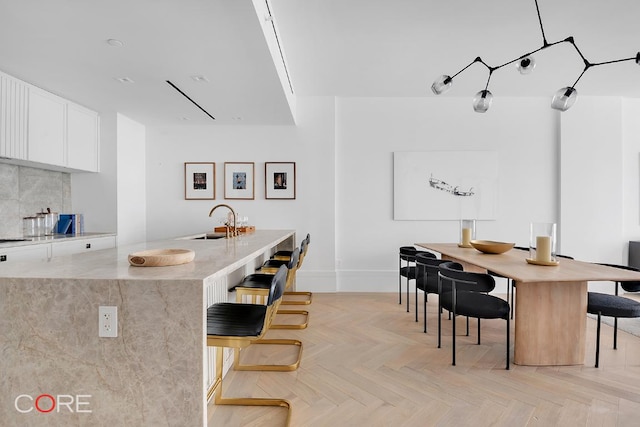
left=107, top=39, right=124, bottom=47
left=430, top=0, right=639, bottom=112
left=191, top=75, right=209, bottom=83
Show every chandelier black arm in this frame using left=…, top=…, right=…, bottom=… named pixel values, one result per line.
left=570, top=55, right=637, bottom=89
left=592, top=56, right=637, bottom=67
left=493, top=38, right=567, bottom=70
left=534, top=0, right=549, bottom=46
left=450, top=57, right=484, bottom=80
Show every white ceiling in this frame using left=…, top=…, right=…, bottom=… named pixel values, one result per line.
left=1, top=0, right=638, bottom=127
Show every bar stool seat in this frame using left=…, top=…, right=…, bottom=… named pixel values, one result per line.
left=208, top=303, right=266, bottom=336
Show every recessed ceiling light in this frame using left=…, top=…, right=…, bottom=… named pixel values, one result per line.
left=114, top=77, right=135, bottom=84
left=191, top=75, right=209, bottom=83
left=107, top=39, right=124, bottom=47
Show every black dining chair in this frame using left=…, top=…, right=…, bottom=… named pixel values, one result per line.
left=587, top=263, right=640, bottom=367
left=399, top=246, right=436, bottom=312
left=415, top=255, right=450, bottom=332
left=438, top=261, right=511, bottom=369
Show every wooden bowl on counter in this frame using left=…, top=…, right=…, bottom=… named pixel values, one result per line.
left=128, top=248, right=195, bottom=267
left=469, top=240, right=515, bottom=255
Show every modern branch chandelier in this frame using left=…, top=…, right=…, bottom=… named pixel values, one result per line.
left=430, top=0, right=640, bottom=112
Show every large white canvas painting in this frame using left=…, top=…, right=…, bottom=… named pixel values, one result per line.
left=394, top=151, right=498, bottom=220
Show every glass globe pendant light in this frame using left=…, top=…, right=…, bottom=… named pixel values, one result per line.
left=551, top=87, right=578, bottom=111
left=431, top=75, right=453, bottom=95
left=472, top=90, right=493, bottom=113
left=516, top=56, right=536, bottom=74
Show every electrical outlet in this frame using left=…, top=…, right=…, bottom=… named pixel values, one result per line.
left=99, top=306, right=118, bottom=338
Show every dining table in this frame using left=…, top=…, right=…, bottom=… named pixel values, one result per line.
left=416, top=243, right=640, bottom=366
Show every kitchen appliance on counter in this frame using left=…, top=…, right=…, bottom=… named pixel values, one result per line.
left=23, top=208, right=58, bottom=237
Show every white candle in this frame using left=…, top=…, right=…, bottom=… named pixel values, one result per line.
left=536, top=236, right=551, bottom=262
left=462, top=228, right=472, bottom=246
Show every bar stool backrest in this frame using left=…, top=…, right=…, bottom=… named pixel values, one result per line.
left=268, top=265, right=288, bottom=306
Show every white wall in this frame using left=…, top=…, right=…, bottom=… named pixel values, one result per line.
left=139, top=94, right=639, bottom=294
left=560, top=97, right=623, bottom=264
left=145, top=97, right=336, bottom=291
left=623, top=99, right=640, bottom=247
left=335, top=97, right=559, bottom=291
left=71, top=112, right=117, bottom=234
left=71, top=112, right=146, bottom=245
left=116, top=113, right=147, bottom=245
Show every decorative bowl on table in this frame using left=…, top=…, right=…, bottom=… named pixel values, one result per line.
left=469, top=240, right=515, bottom=255
left=128, top=248, right=195, bottom=267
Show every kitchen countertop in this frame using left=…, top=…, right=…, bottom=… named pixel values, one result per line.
left=0, top=229, right=294, bottom=281
left=0, top=232, right=116, bottom=248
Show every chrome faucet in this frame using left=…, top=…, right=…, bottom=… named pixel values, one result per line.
left=208, top=204, right=238, bottom=238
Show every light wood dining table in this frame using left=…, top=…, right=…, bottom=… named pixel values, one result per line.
left=416, top=243, right=640, bottom=366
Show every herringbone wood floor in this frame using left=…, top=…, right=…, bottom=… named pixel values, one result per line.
left=208, top=292, right=640, bottom=427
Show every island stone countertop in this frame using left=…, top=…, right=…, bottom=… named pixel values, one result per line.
left=0, top=229, right=295, bottom=427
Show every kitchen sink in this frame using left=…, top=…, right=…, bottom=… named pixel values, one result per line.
left=192, top=233, right=226, bottom=240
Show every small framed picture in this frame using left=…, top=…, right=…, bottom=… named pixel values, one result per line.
left=224, top=162, right=255, bottom=199
left=185, top=162, right=215, bottom=200
left=265, top=162, right=296, bottom=199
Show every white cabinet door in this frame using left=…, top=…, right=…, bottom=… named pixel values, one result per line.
left=67, top=103, right=99, bottom=172
left=51, top=236, right=116, bottom=257
left=28, top=88, right=66, bottom=167
left=0, top=244, right=50, bottom=264
left=0, top=73, right=28, bottom=160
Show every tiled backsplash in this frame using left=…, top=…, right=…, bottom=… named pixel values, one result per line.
left=0, top=163, right=71, bottom=238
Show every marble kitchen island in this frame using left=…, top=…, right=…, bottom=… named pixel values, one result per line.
left=0, top=229, right=295, bottom=426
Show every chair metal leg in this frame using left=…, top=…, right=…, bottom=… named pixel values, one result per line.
left=595, top=312, right=601, bottom=368
left=452, top=302, right=456, bottom=366
left=506, top=316, right=510, bottom=370
left=234, top=339, right=303, bottom=372
left=406, top=276, right=410, bottom=313
left=438, top=299, right=442, bottom=348
left=270, top=309, right=309, bottom=330
left=281, top=291, right=312, bottom=305
left=613, top=317, right=618, bottom=349
left=477, top=318, right=481, bottom=344
left=211, top=347, right=292, bottom=426
left=423, top=291, right=428, bottom=333
left=398, top=258, right=403, bottom=305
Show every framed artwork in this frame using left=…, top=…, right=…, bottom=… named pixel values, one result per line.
left=393, top=151, right=498, bottom=220
left=184, top=162, right=215, bottom=200
left=265, top=162, right=296, bottom=199
left=224, top=162, right=255, bottom=199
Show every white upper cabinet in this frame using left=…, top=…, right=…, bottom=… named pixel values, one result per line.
left=0, top=73, right=28, bottom=160
left=0, top=70, right=99, bottom=172
left=28, top=87, right=66, bottom=167
left=67, top=102, right=99, bottom=172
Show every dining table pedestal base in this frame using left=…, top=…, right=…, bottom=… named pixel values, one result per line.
left=514, top=280, right=587, bottom=366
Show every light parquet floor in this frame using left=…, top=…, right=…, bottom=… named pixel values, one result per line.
left=208, top=292, right=640, bottom=427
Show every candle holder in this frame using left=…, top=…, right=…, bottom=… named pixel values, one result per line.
left=528, top=222, right=558, bottom=265
left=459, top=219, right=476, bottom=248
